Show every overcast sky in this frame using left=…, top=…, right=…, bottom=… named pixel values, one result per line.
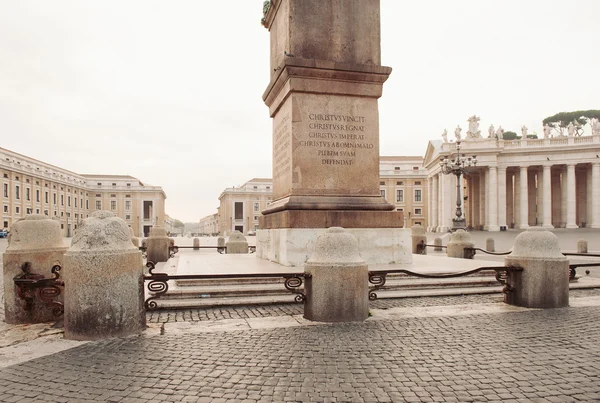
left=1, top=1, right=599, bottom=222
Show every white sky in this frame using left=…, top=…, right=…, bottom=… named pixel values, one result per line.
left=1, top=1, right=599, bottom=222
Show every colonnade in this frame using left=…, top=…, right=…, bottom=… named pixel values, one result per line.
left=428, top=162, right=600, bottom=232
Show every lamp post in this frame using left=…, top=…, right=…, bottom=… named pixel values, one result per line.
left=439, top=140, right=477, bottom=231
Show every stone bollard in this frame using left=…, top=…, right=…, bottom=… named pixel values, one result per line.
left=577, top=239, right=588, bottom=254
left=147, top=227, right=170, bottom=262
left=64, top=211, right=145, bottom=340
left=411, top=225, right=427, bottom=255
left=486, top=237, right=495, bottom=252
left=193, top=237, right=200, bottom=250
left=129, top=227, right=140, bottom=247
left=434, top=237, right=443, bottom=252
left=226, top=231, right=248, bottom=254
left=446, top=229, right=475, bottom=259
left=3, top=215, right=68, bottom=324
left=505, top=228, right=569, bottom=308
left=304, top=227, right=368, bottom=322
left=217, top=236, right=225, bottom=253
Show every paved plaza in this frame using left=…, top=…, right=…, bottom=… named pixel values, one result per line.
left=1, top=230, right=600, bottom=402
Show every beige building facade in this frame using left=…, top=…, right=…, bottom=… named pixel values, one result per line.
left=199, top=213, right=219, bottom=236
left=217, top=178, right=273, bottom=236
left=1, top=147, right=167, bottom=238
left=424, top=134, right=600, bottom=232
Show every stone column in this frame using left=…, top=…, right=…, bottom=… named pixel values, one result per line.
left=591, top=163, right=600, bottom=228
left=542, top=164, right=554, bottom=228
left=528, top=170, right=537, bottom=226
left=566, top=164, right=578, bottom=228
left=483, top=169, right=489, bottom=230
left=519, top=166, right=529, bottom=229
left=304, top=228, right=368, bottom=322
left=427, top=178, right=433, bottom=232
left=551, top=170, right=562, bottom=227
left=505, top=229, right=569, bottom=308
left=497, top=167, right=507, bottom=230
left=472, top=175, right=480, bottom=229
left=506, top=171, right=514, bottom=228
left=432, top=174, right=439, bottom=231
left=478, top=172, right=486, bottom=230
left=488, top=166, right=499, bottom=231
left=64, top=211, right=145, bottom=340
left=3, top=215, right=67, bottom=324
left=147, top=226, right=170, bottom=262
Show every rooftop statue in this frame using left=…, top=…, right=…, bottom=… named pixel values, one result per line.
left=441, top=128, right=448, bottom=143
left=454, top=126, right=462, bottom=141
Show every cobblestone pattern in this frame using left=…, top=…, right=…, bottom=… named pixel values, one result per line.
left=1, top=306, right=600, bottom=402
left=146, top=289, right=600, bottom=324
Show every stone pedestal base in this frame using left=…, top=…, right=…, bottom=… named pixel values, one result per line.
left=256, top=228, right=411, bottom=267
left=260, top=210, right=403, bottom=229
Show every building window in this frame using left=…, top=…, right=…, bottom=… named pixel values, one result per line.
left=45, top=192, right=49, bottom=203
left=415, top=208, right=422, bottom=215
left=36, top=190, right=40, bottom=202
left=414, top=189, right=422, bottom=202
left=35, top=209, right=40, bottom=214
left=415, top=181, right=422, bottom=185
left=111, top=194, right=116, bottom=198
left=125, top=194, right=131, bottom=198
left=26, top=188, right=31, bottom=201
left=112, top=183, right=116, bottom=187
left=254, top=216, right=259, bottom=221
left=3, top=183, right=7, bottom=197
left=125, top=200, right=131, bottom=210
left=53, top=193, right=57, bottom=204
left=380, top=190, right=385, bottom=198
left=26, top=208, right=33, bottom=214
left=413, top=167, right=419, bottom=170
left=396, top=181, right=403, bottom=186
left=394, top=167, right=400, bottom=170
left=3, top=205, right=7, bottom=213
left=68, top=196, right=71, bottom=207
left=80, top=198, right=83, bottom=208
left=96, top=201, right=101, bottom=210
left=2, top=173, right=7, bottom=178
left=95, top=194, right=101, bottom=197
left=44, top=210, right=48, bottom=216
left=125, top=214, right=131, bottom=220
left=379, top=181, right=385, bottom=185
left=15, top=185, right=20, bottom=200
left=254, top=202, right=259, bottom=212
left=61, top=195, right=64, bottom=206
left=110, top=201, right=116, bottom=210
left=97, top=183, right=102, bottom=187
left=397, top=208, right=404, bottom=212
left=16, top=207, right=20, bottom=214
left=126, top=183, right=131, bottom=187
left=396, top=189, right=404, bottom=202
left=234, top=202, right=243, bottom=220
left=86, top=200, right=89, bottom=209
left=75, top=198, right=77, bottom=208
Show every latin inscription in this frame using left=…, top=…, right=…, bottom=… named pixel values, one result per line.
left=273, top=114, right=291, bottom=181
left=302, top=113, right=374, bottom=166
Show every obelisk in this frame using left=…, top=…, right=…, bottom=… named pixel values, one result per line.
left=258, top=0, right=409, bottom=267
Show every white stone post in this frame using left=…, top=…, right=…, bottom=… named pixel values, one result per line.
left=488, top=166, right=499, bottom=231
left=304, top=227, right=368, bottom=322
left=566, top=164, right=578, bottom=228
left=193, top=237, right=200, bottom=250
left=147, top=226, right=170, bottom=262
left=446, top=229, right=474, bottom=259
left=591, top=163, right=600, bottom=228
left=505, top=228, right=569, bottom=308
left=542, top=165, right=554, bottom=229
left=226, top=231, right=249, bottom=254
left=519, top=166, right=529, bottom=229
left=411, top=225, right=427, bottom=254
left=64, top=211, right=145, bottom=340
left=497, top=167, right=507, bottom=230
left=3, top=216, right=67, bottom=324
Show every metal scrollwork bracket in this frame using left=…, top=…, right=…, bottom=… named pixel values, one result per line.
left=368, top=272, right=388, bottom=301
left=169, top=245, right=179, bottom=258
left=495, top=265, right=522, bottom=294
left=144, top=261, right=169, bottom=310
left=284, top=274, right=309, bottom=303
left=13, top=262, right=64, bottom=316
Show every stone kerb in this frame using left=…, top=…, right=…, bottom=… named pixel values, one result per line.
left=226, top=231, right=248, bottom=254
left=63, top=211, right=145, bottom=340
left=3, top=215, right=67, bottom=324
left=304, top=227, right=369, bottom=322
left=411, top=225, right=427, bottom=254
left=446, top=229, right=474, bottom=259
left=505, top=228, right=569, bottom=309
left=147, top=226, right=170, bottom=263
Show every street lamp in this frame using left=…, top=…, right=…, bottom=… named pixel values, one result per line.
left=439, top=140, right=477, bottom=231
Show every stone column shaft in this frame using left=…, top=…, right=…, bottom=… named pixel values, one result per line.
left=542, top=165, right=554, bottom=228
left=488, top=166, right=499, bottom=231
left=432, top=174, right=439, bottom=230
left=498, top=168, right=507, bottom=229
left=566, top=164, right=578, bottom=228
left=591, top=163, right=600, bottom=228
left=519, top=166, right=529, bottom=229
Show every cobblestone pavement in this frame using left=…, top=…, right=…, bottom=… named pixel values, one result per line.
left=1, top=302, right=600, bottom=402
left=146, top=289, right=600, bottom=324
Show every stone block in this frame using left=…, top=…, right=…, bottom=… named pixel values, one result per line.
left=446, top=229, right=474, bottom=259
left=505, top=228, right=569, bottom=308
left=64, top=211, right=145, bottom=340
left=193, top=238, right=200, bottom=250
left=577, top=239, right=588, bottom=254
left=226, top=231, right=248, bottom=254
left=304, top=227, right=368, bottom=322
left=147, top=226, right=169, bottom=263
left=486, top=237, right=495, bottom=252
left=3, top=215, right=67, bottom=324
